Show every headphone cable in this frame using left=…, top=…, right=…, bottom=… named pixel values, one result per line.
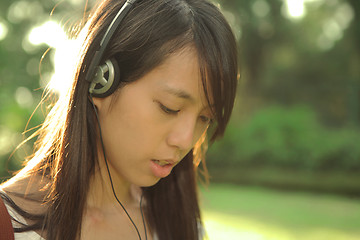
left=89, top=95, right=147, bottom=240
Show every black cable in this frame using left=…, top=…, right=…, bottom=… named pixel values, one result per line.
left=89, top=95, right=147, bottom=240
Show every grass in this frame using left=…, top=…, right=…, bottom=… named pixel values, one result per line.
left=199, top=183, right=360, bottom=240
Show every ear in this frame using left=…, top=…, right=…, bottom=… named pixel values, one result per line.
left=90, top=95, right=106, bottom=111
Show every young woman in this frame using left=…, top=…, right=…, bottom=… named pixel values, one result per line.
left=0, top=0, right=238, bottom=239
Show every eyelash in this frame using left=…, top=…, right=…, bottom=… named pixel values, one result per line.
left=158, top=102, right=213, bottom=124
left=159, top=103, right=180, bottom=114
left=200, top=115, right=213, bottom=124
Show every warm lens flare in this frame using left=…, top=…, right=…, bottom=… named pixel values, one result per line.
left=28, top=21, right=80, bottom=96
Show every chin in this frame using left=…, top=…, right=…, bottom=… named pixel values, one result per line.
left=135, top=176, right=161, bottom=187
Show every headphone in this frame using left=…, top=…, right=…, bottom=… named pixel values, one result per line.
left=85, top=0, right=137, bottom=98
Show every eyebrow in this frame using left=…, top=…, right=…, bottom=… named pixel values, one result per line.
left=161, top=85, right=195, bottom=103
left=160, top=84, right=215, bottom=113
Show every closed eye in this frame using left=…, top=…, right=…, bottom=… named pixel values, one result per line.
left=159, top=102, right=180, bottom=115
left=200, top=115, right=213, bottom=124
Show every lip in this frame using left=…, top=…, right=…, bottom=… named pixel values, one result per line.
left=150, top=159, right=177, bottom=178
left=158, top=159, right=178, bottom=165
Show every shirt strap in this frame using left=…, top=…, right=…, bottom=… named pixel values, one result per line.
left=0, top=193, right=15, bottom=240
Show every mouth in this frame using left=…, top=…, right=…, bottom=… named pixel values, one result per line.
left=150, top=159, right=176, bottom=178
left=152, top=159, right=175, bottom=166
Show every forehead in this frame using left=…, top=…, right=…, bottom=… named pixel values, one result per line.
left=151, top=48, right=213, bottom=107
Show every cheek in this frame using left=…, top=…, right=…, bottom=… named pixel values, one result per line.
left=112, top=95, right=165, bottom=146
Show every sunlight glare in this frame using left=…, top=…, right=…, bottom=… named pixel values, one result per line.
left=0, top=21, right=8, bottom=41
left=28, top=21, right=81, bottom=95
left=284, top=0, right=305, bottom=19
left=205, top=219, right=264, bottom=240
left=49, top=38, right=80, bottom=95
left=203, top=211, right=294, bottom=240
left=28, top=21, right=66, bottom=47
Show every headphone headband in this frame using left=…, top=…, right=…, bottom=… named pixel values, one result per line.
left=85, top=0, right=138, bottom=83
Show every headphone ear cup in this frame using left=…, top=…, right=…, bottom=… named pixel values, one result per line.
left=88, top=58, right=121, bottom=98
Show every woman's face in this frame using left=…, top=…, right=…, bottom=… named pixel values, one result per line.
left=93, top=48, right=213, bottom=187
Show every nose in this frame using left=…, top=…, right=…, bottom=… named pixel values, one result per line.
left=166, top=116, right=197, bottom=152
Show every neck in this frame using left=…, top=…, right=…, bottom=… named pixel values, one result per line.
left=86, top=153, right=141, bottom=210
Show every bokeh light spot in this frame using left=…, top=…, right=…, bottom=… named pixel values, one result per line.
left=334, top=3, right=354, bottom=30
left=0, top=21, right=9, bottom=41
left=252, top=0, right=270, bottom=18
left=15, top=87, right=34, bottom=108
left=283, top=0, right=306, bottom=20
left=7, top=1, right=44, bottom=24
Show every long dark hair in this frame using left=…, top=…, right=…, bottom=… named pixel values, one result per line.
left=1, top=0, right=238, bottom=239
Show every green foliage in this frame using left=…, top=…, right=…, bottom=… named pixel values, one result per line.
left=208, top=105, right=360, bottom=172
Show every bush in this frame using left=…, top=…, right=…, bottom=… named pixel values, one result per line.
left=207, top=105, right=360, bottom=172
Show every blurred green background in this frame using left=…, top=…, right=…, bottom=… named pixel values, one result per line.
left=0, top=0, right=359, bottom=239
